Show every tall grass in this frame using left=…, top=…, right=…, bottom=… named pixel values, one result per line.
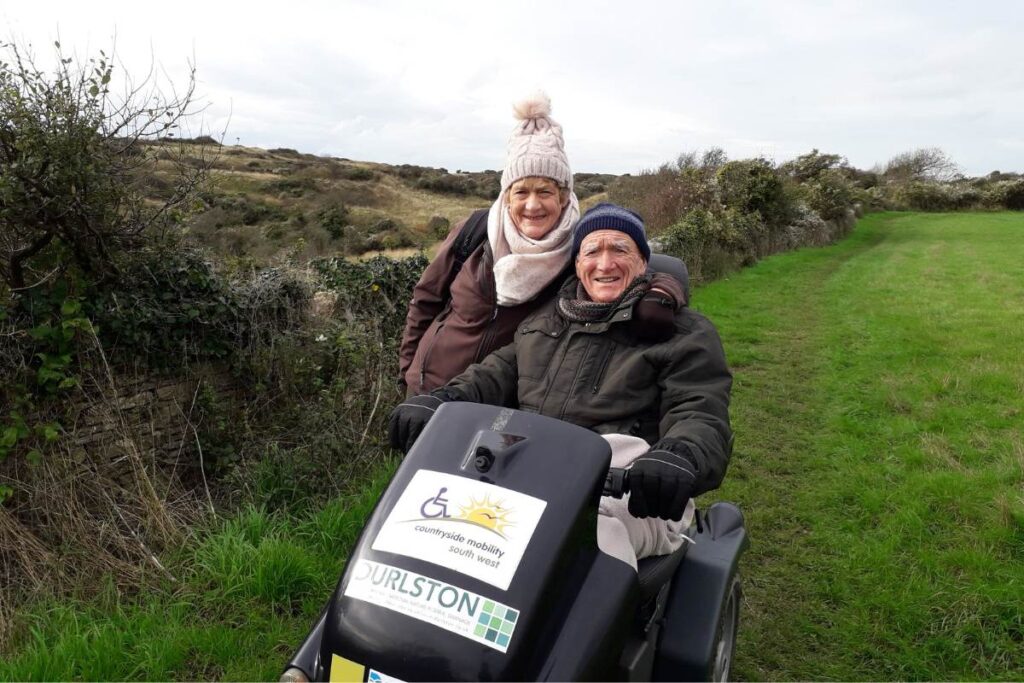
left=0, top=464, right=395, bottom=681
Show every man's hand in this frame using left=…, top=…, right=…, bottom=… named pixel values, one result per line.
left=633, top=292, right=676, bottom=343
left=387, top=395, right=445, bottom=453
left=627, top=439, right=699, bottom=521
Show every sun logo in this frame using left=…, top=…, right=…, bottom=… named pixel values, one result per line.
left=456, top=495, right=514, bottom=538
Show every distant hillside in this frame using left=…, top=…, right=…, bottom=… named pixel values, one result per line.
left=145, top=140, right=616, bottom=265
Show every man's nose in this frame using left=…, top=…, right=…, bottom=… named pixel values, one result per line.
left=596, top=250, right=614, bottom=269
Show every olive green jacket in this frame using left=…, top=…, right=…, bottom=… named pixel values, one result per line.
left=446, top=276, right=733, bottom=495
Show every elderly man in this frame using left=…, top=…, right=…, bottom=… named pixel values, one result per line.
left=389, top=203, right=732, bottom=569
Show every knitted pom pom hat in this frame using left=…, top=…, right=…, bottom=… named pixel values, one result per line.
left=501, top=92, right=573, bottom=192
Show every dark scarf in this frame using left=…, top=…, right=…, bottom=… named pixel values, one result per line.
left=557, top=275, right=651, bottom=323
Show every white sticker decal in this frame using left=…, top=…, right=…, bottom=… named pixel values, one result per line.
left=371, top=469, right=547, bottom=590
left=344, top=559, right=521, bottom=652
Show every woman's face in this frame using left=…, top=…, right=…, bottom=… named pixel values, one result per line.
left=507, top=177, right=565, bottom=240
left=575, top=229, right=647, bottom=303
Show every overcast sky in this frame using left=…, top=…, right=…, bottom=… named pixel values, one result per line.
left=3, top=0, right=1022, bottom=176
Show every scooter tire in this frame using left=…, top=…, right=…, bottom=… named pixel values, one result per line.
left=709, top=574, right=742, bottom=682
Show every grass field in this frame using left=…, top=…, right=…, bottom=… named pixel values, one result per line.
left=1, top=212, right=1021, bottom=680
left=698, top=211, right=1024, bottom=679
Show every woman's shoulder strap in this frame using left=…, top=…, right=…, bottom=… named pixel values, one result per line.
left=452, top=208, right=490, bottom=275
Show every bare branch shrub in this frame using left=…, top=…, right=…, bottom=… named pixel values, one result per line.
left=0, top=40, right=213, bottom=291
left=883, top=147, right=960, bottom=183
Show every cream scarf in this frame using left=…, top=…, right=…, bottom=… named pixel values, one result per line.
left=487, top=189, right=580, bottom=306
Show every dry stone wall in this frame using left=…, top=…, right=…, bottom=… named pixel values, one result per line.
left=65, top=365, right=241, bottom=481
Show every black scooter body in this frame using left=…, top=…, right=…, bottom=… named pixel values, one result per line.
left=286, top=402, right=747, bottom=682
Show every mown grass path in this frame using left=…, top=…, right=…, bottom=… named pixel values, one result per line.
left=697, top=212, right=1024, bottom=679
left=1, top=212, right=1021, bottom=680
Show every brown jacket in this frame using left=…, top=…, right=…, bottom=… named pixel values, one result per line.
left=446, top=275, right=732, bottom=495
left=399, top=216, right=569, bottom=395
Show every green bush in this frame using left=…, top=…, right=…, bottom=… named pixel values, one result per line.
left=207, top=196, right=286, bottom=226
left=0, top=41, right=204, bottom=291
left=416, top=173, right=470, bottom=195
left=779, top=149, right=846, bottom=183
left=313, top=254, right=426, bottom=334
left=574, top=173, right=615, bottom=199
left=410, top=170, right=499, bottom=200
left=716, top=159, right=790, bottom=227
left=265, top=177, right=318, bottom=197
left=804, top=169, right=855, bottom=221
left=318, top=205, right=350, bottom=240
left=985, top=180, right=1024, bottom=210
left=895, top=182, right=958, bottom=212
left=340, top=166, right=375, bottom=181
left=427, top=215, right=451, bottom=239
left=89, top=248, right=237, bottom=365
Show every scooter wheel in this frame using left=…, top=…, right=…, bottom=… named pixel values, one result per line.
left=709, top=574, right=742, bottom=682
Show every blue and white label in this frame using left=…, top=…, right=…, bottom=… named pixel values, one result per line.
left=367, top=668, right=405, bottom=683
left=344, top=559, right=520, bottom=653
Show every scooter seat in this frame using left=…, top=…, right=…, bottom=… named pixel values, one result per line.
left=636, top=542, right=688, bottom=601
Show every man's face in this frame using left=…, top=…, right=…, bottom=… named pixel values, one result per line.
left=507, top=177, right=565, bottom=240
left=575, top=229, right=647, bottom=303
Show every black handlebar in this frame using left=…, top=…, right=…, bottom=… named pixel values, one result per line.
left=603, top=467, right=630, bottom=498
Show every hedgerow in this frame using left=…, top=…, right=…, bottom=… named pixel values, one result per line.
left=610, top=149, right=856, bottom=283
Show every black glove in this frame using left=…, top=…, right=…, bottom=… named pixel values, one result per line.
left=627, top=440, right=699, bottom=521
left=388, top=394, right=445, bottom=453
left=633, top=293, right=677, bottom=343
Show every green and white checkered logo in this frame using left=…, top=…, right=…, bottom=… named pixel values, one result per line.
left=473, top=600, right=519, bottom=649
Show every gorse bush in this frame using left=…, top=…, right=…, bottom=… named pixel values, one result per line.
left=413, top=170, right=500, bottom=200
left=265, top=177, right=318, bottom=198
left=716, top=159, right=791, bottom=227
left=779, top=149, right=847, bottom=183
left=573, top=172, right=616, bottom=200
left=985, top=179, right=1024, bottom=210
left=803, top=169, right=855, bottom=221
left=339, top=166, right=375, bottom=181
left=427, top=215, right=451, bottom=239
left=318, top=204, right=350, bottom=239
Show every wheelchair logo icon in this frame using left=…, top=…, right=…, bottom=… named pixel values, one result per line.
left=420, top=487, right=450, bottom=518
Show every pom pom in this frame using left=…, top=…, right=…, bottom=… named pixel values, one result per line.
left=512, top=91, right=552, bottom=121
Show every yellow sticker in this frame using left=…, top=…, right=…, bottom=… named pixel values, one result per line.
left=329, top=653, right=365, bottom=683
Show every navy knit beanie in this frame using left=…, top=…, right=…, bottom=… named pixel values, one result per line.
left=571, top=202, right=650, bottom=262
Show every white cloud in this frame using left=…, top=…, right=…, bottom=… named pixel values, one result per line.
left=2, top=0, right=1022, bottom=175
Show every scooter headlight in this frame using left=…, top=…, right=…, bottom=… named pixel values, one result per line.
left=279, top=666, right=310, bottom=683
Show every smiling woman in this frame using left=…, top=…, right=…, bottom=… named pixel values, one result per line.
left=506, top=177, right=570, bottom=240
left=397, top=93, right=583, bottom=395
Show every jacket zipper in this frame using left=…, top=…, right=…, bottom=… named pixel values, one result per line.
left=474, top=305, right=500, bottom=363
left=418, top=304, right=452, bottom=393
left=592, top=343, right=614, bottom=394
left=546, top=327, right=577, bottom=419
